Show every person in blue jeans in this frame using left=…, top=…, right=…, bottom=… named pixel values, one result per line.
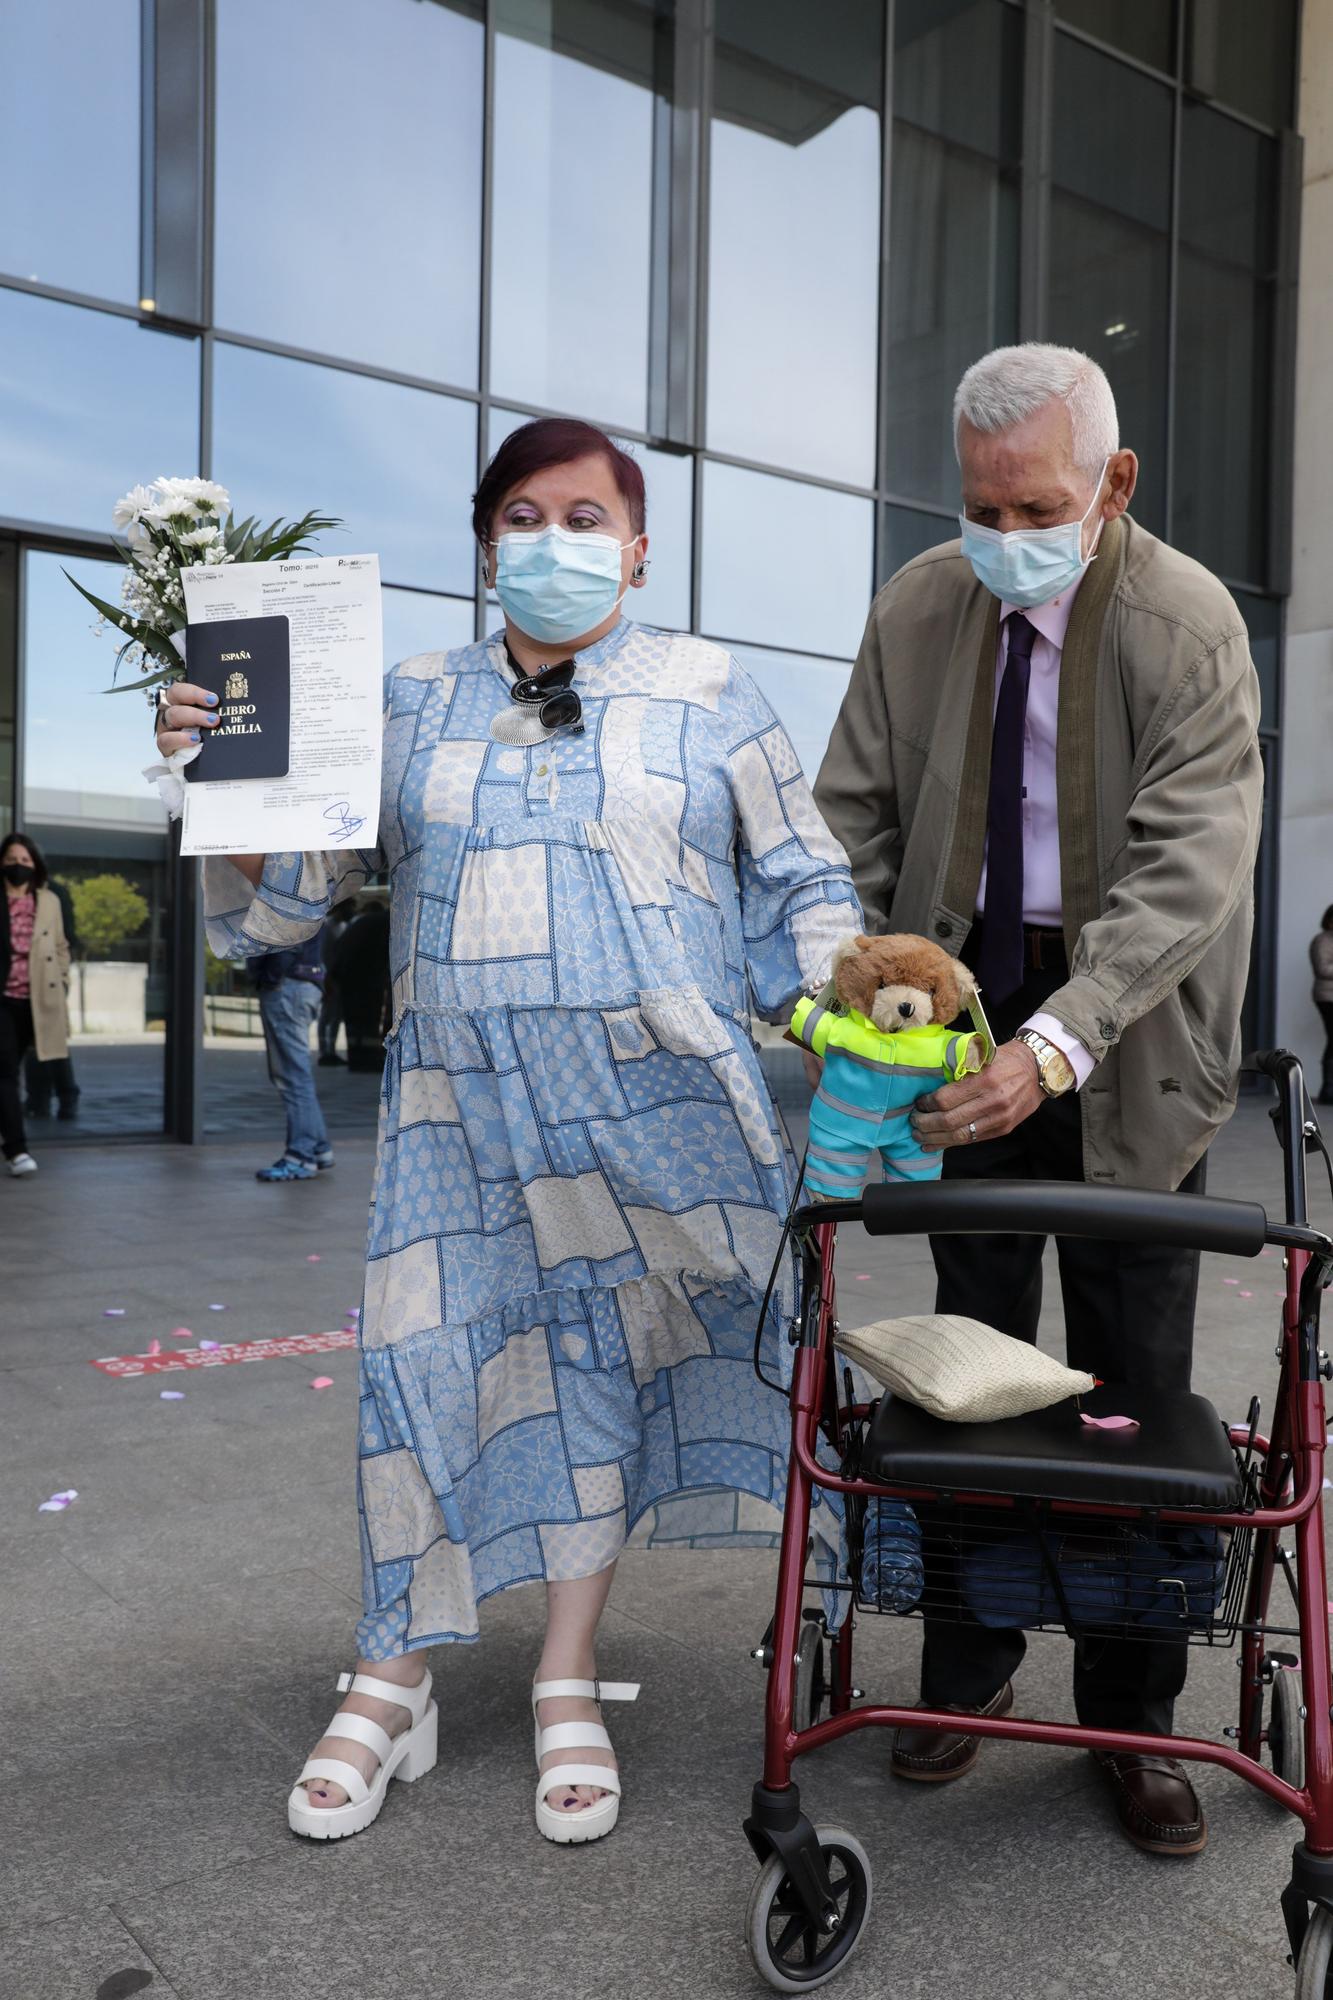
left=248, top=929, right=334, bottom=1182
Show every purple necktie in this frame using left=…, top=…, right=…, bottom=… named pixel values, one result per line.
left=976, top=612, right=1036, bottom=1007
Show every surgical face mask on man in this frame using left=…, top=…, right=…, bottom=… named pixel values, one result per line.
left=959, top=457, right=1110, bottom=609
left=3, top=863, right=34, bottom=888
left=492, top=522, right=636, bottom=647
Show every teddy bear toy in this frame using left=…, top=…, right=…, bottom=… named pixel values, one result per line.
left=788, top=932, right=988, bottom=1200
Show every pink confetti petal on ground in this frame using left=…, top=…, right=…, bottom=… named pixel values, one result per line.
left=306, top=1254, right=321, bottom=1263
left=145, top=1338, right=161, bottom=1357
left=854, top=1274, right=870, bottom=1281
left=159, top=1390, right=184, bottom=1401
left=37, top=1489, right=78, bottom=1513
left=208, top=1303, right=226, bottom=1311
left=199, top=1339, right=222, bottom=1352
left=1239, top=1291, right=1254, bottom=1299
left=169, top=1328, right=193, bottom=1341
left=310, top=1376, right=334, bottom=1390
left=1081, top=1413, right=1141, bottom=1432
left=1223, top=1278, right=1239, bottom=1286
left=103, top=1308, right=125, bottom=1318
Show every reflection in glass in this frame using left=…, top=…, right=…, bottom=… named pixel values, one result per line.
left=731, top=645, right=853, bottom=785
left=215, top=0, right=483, bottom=384
left=485, top=410, right=693, bottom=632
left=886, top=0, right=1021, bottom=507
left=1187, top=0, right=1295, bottom=132
left=1054, top=0, right=1175, bottom=72
left=0, top=289, right=199, bottom=533
left=708, top=2, right=882, bottom=484
left=1173, top=107, right=1276, bottom=587
left=211, top=344, right=478, bottom=594
left=701, top=461, right=873, bottom=662
left=0, top=1, right=140, bottom=302
left=22, top=551, right=168, bottom=1137
left=491, top=0, right=656, bottom=427
left=1048, top=37, right=1171, bottom=534
left=880, top=504, right=955, bottom=586
left=384, top=589, right=476, bottom=666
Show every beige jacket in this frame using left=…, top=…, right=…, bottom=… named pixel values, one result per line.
left=3, top=886, right=71, bottom=1061
left=814, top=515, right=1263, bottom=1190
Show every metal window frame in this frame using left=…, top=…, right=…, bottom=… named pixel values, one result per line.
left=0, top=0, right=1302, bottom=1133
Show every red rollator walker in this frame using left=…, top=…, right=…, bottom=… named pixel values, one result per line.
left=743, top=1051, right=1333, bottom=1993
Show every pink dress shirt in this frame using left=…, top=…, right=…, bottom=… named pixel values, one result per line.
left=976, top=576, right=1095, bottom=1088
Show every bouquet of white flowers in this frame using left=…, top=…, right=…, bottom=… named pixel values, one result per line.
left=67, top=476, right=340, bottom=699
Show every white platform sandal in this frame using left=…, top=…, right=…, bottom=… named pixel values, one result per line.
left=288, top=1667, right=438, bottom=1841
left=532, top=1677, right=639, bottom=1845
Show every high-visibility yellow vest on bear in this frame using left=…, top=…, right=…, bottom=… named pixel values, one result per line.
left=790, top=994, right=983, bottom=1198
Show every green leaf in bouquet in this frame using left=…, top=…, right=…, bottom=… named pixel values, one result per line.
left=63, top=568, right=140, bottom=638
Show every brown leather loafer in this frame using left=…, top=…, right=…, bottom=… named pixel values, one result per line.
left=1093, top=1752, right=1207, bottom=1856
left=891, top=1680, right=1015, bottom=1782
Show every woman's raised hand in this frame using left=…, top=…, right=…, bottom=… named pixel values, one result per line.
left=156, top=681, right=221, bottom=756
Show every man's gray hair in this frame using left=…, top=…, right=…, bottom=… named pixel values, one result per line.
left=953, top=343, right=1119, bottom=474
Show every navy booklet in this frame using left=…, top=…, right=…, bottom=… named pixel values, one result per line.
left=183, top=614, right=291, bottom=782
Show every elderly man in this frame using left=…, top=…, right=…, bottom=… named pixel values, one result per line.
left=815, top=342, right=1263, bottom=1857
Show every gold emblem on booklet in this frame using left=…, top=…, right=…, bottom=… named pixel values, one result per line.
left=224, top=669, right=250, bottom=700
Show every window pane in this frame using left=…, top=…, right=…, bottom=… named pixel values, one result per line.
left=1187, top=0, right=1295, bottom=131
left=214, top=0, right=483, bottom=384
left=881, top=503, right=955, bottom=585
left=730, top=644, right=852, bottom=784
left=0, top=0, right=140, bottom=302
left=886, top=0, right=1021, bottom=508
left=0, top=290, right=199, bottom=534
left=708, top=2, right=882, bottom=485
left=490, top=1, right=657, bottom=428
left=22, top=550, right=169, bottom=1138
left=1048, top=38, right=1171, bottom=534
left=383, top=589, right=476, bottom=666
left=211, top=344, right=478, bottom=594
left=701, top=461, right=872, bottom=660
left=1054, top=2, right=1175, bottom=72
left=485, top=410, right=694, bottom=632
left=1173, top=106, right=1276, bottom=586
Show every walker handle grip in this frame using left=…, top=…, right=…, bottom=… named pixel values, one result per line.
left=848, top=1178, right=1269, bottom=1256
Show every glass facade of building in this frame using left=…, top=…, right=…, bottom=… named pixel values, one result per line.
left=0, top=0, right=1300, bottom=1139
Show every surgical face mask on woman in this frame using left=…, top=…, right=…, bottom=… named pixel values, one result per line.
left=959, top=458, right=1110, bottom=609
left=492, top=523, right=636, bottom=647
left=3, top=862, right=34, bottom=888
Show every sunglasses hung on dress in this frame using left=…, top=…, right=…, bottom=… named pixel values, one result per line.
left=508, top=659, right=583, bottom=733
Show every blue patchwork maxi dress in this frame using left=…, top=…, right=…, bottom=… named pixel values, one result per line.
left=204, top=618, right=860, bottom=1659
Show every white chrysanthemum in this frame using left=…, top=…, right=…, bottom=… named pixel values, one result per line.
left=155, top=475, right=230, bottom=512
left=178, top=525, right=222, bottom=550
left=112, top=483, right=156, bottom=531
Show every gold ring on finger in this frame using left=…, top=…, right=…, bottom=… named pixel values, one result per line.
left=967, top=1120, right=978, bottom=1142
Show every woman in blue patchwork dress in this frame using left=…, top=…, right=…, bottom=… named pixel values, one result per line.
left=165, top=418, right=859, bottom=1845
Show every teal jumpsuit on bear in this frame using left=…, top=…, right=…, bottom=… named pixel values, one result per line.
left=790, top=995, right=981, bottom=1199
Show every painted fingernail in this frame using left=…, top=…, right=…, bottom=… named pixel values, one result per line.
left=205, top=692, right=219, bottom=706
left=189, top=730, right=200, bottom=742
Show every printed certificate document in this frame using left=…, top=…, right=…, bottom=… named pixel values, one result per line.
left=179, top=553, right=382, bottom=857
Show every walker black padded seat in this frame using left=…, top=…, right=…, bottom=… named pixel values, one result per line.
left=862, top=1384, right=1243, bottom=1510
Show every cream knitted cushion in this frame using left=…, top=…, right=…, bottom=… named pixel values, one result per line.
left=835, top=1314, right=1095, bottom=1423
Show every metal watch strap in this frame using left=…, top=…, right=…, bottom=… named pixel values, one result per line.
left=1016, top=1027, right=1075, bottom=1097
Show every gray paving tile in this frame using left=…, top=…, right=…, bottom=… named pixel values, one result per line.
left=0, top=1910, right=180, bottom=2000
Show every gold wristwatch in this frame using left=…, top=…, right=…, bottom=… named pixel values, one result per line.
left=1015, top=1027, right=1077, bottom=1098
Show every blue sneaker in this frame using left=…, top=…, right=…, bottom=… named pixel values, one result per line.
left=256, top=1156, right=318, bottom=1182
left=314, top=1150, right=335, bottom=1172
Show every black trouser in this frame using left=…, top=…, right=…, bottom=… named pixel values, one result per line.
left=921, top=928, right=1204, bottom=1734
left=1318, top=999, right=1333, bottom=1101
left=23, top=1049, right=78, bottom=1114
left=0, top=997, right=35, bottom=1160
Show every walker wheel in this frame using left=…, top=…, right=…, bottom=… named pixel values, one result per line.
left=745, top=1825, right=872, bottom=1992
left=1295, top=1905, right=1333, bottom=1997
left=1270, top=1668, right=1306, bottom=1790
left=794, top=1618, right=828, bottom=1732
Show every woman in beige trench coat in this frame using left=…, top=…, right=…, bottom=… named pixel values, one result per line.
left=1, top=830, right=70, bottom=1177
